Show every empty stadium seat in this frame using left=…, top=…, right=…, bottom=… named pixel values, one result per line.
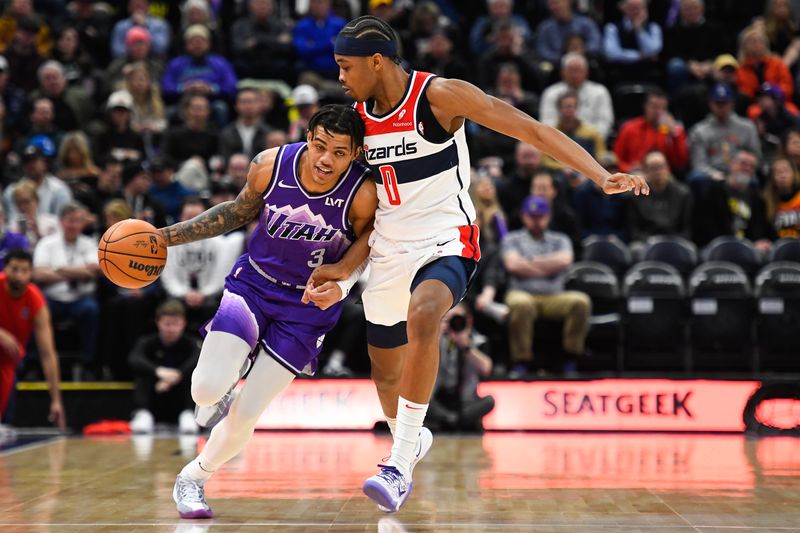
left=688, top=262, right=754, bottom=371
left=581, top=235, right=632, bottom=278
left=563, top=261, right=621, bottom=369
left=621, top=261, right=687, bottom=370
left=701, top=236, right=762, bottom=277
left=755, top=261, right=800, bottom=371
left=767, top=238, right=800, bottom=263
left=643, top=236, right=698, bottom=278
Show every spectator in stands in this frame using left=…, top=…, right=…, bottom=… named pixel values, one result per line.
left=179, top=0, right=223, bottom=54
left=478, top=19, right=540, bottom=93
left=162, top=24, right=237, bottom=127
left=221, top=153, right=250, bottom=190
left=56, top=131, right=101, bottom=215
left=4, top=142, right=71, bottom=221
left=530, top=170, right=581, bottom=255
left=749, top=83, right=800, bottom=159
left=427, top=303, right=495, bottom=431
left=128, top=299, right=200, bottom=434
left=572, top=152, right=631, bottom=242
left=0, top=54, right=25, bottom=135
left=219, top=88, right=268, bottom=162
left=629, top=150, right=693, bottom=246
left=63, top=0, right=113, bottom=68
left=0, top=203, right=28, bottom=268
left=32, top=202, right=100, bottom=379
left=13, top=99, right=62, bottom=157
left=539, top=52, right=613, bottom=139
left=110, top=0, right=170, bottom=59
left=693, top=149, right=773, bottom=249
left=265, top=129, right=288, bottom=150
left=470, top=0, right=531, bottom=56
left=160, top=198, right=244, bottom=332
left=663, top=0, right=726, bottom=94
left=95, top=157, right=125, bottom=213
left=400, top=1, right=454, bottom=65
left=160, top=93, right=218, bottom=191
left=287, top=84, right=320, bottom=143
left=123, top=61, right=166, bottom=157
left=602, top=0, right=663, bottom=86
left=230, top=0, right=294, bottom=81
left=471, top=173, right=508, bottom=257
left=687, top=83, right=761, bottom=194
left=52, top=26, right=96, bottom=95
left=32, top=60, right=94, bottom=132
left=416, top=27, right=471, bottom=83
left=0, top=0, right=51, bottom=56
left=292, top=0, right=346, bottom=79
left=119, top=160, right=167, bottom=228
left=105, top=27, right=164, bottom=94
left=501, top=195, right=591, bottom=378
left=613, top=88, right=689, bottom=175
left=4, top=15, right=45, bottom=92
left=148, top=156, right=192, bottom=225
left=93, top=90, right=145, bottom=162
left=764, top=155, right=800, bottom=238
left=543, top=92, right=606, bottom=172
left=535, top=0, right=602, bottom=66
left=761, top=0, right=800, bottom=73
left=783, top=127, right=800, bottom=170
left=8, top=179, right=59, bottom=247
left=0, top=249, right=64, bottom=429
left=497, top=142, right=543, bottom=231
left=736, top=24, right=794, bottom=103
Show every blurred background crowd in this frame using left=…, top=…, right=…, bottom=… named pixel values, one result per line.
left=0, top=0, right=799, bottom=411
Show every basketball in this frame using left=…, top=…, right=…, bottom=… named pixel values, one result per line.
left=97, top=219, right=168, bottom=289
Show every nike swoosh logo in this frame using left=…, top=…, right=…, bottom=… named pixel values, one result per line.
left=436, top=239, right=454, bottom=247
left=277, top=180, right=297, bottom=189
left=405, top=403, right=423, bottom=410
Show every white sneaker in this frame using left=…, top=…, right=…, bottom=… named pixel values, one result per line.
left=130, top=409, right=154, bottom=434
left=375, top=427, right=433, bottom=513
left=178, top=410, right=199, bottom=434
left=172, top=474, right=213, bottom=519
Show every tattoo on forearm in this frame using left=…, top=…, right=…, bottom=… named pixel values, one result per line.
left=161, top=186, right=263, bottom=246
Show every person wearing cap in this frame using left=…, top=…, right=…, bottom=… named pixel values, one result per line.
left=117, top=159, right=167, bottom=228
left=287, top=84, right=320, bottom=142
left=663, top=0, right=726, bottom=94
left=93, top=89, right=145, bottom=162
left=748, top=82, right=800, bottom=158
left=0, top=202, right=29, bottom=269
left=292, top=0, right=346, bottom=79
left=687, top=82, right=761, bottom=193
left=162, top=24, right=238, bottom=126
left=736, top=24, right=794, bottom=102
left=3, top=141, right=72, bottom=222
left=219, top=88, right=268, bottom=161
left=613, top=87, right=689, bottom=175
left=105, top=26, right=164, bottom=93
left=230, top=0, right=293, bottom=80
left=498, top=194, right=591, bottom=378
left=110, top=0, right=170, bottom=59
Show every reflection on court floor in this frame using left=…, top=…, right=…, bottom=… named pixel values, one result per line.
left=0, top=432, right=799, bottom=531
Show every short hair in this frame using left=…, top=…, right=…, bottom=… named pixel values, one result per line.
left=4, top=248, right=33, bottom=266
left=59, top=201, right=87, bottom=219
left=307, top=104, right=366, bottom=151
left=181, top=197, right=206, bottom=211
left=560, top=52, right=588, bottom=70
left=557, top=90, right=579, bottom=108
left=338, top=15, right=403, bottom=63
left=37, top=60, right=65, bottom=82
left=646, top=87, right=668, bottom=101
left=156, top=299, right=186, bottom=319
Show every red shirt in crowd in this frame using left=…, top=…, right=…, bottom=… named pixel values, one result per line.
left=613, top=116, right=690, bottom=174
left=0, top=273, right=45, bottom=358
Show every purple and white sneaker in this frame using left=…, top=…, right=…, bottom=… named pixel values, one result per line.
left=362, top=465, right=413, bottom=513
left=173, top=474, right=213, bottom=519
left=375, top=427, right=432, bottom=513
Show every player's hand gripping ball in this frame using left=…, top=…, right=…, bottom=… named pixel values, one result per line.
left=97, top=219, right=167, bottom=289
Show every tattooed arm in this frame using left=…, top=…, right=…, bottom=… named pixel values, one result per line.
left=159, top=149, right=277, bottom=246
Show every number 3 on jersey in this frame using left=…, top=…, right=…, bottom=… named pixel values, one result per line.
left=379, top=165, right=401, bottom=206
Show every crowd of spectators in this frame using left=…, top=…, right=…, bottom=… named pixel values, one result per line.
left=1, top=0, right=799, bottom=389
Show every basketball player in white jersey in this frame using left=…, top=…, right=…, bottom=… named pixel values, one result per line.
left=304, top=16, right=648, bottom=513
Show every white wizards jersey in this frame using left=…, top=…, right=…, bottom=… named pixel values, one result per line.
left=357, top=70, right=480, bottom=258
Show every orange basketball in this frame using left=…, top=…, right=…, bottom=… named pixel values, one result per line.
left=97, top=219, right=168, bottom=289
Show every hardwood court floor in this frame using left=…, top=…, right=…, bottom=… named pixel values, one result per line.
left=0, top=432, right=799, bottom=532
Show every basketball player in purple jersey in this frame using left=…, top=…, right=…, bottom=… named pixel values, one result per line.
left=305, top=17, right=650, bottom=513
left=157, top=105, right=377, bottom=518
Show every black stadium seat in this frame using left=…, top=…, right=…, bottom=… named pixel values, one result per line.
left=621, top=261, right=687, bottom=370
left=581, top=235, right=632, bottom=278
left=688, top=262, right=754, bottom=371
left=701, top=236, right=762, bottom=277
left=755, top=261, right=800, bottom=371
left=768, top=238, right=800, bottom=263
left=643, top=235, right=698, bottom=278
left=563, top=261, right=621, bottom=368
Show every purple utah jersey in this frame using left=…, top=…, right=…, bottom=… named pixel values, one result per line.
left=248, top=142, right=370, bottom=288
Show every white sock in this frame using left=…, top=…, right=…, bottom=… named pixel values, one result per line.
left=180, top=457, right=216, bottom=481
left=386, top=396, right=427, bottom=476
left=386, top=416, right=397, bottom=437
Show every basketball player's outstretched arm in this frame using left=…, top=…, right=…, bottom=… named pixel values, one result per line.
left=159, top=148, right=278, bottom=246
left=427, top=78, right=649, bottom=196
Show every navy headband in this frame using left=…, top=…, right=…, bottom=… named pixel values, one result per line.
left=334, top=35, right=397, bottom=57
